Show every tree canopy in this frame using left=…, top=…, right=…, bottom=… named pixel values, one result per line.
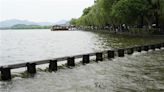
left=70, top=0, right=164, bottom=28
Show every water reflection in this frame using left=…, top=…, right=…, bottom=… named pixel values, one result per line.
left=93, top=30, right=164, bottom=48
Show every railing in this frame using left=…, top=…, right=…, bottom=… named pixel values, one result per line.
left=0, top=43, right=164, bottom=81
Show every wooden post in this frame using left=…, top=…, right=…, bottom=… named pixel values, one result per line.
left=107, top=50, right=115, bottom=59
left=0, top=68, right=11, bottom=81
left=161, top=43, right=164, bottom=47
left=26, top=63, right=36, bottom=74
left=82, top=55, right=90, bottom=64
left=67, top=57, right=75, bottom=67
left=49, top=60, right=57, bottom=71
left=127, top=48, right=134, bottom=55
left=156, top=44, right=161, bottom=49
left=155, top=44, right=159, bottom=49
left=136, top=46, right=142, bottom=52
left=96, top=52, right=103, bottom=61
left=150, top=45, right=155, bottom=50
left=118, top=49, right=124, bottom=57
left=143, top=46, right=149, bottom=51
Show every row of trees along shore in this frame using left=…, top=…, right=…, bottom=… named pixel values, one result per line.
left=70, top=0, right=164, bottom=33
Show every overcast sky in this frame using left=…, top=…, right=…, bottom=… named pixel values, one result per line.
left=0, top=0, right=94, bottom=22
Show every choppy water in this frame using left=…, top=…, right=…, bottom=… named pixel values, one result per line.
left=0, top=29, right=164, bottom=92
left=0, top=29, right=163, bottom=65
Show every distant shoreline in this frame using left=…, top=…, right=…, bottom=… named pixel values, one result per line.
left=0, top=28, right=50, bottom=30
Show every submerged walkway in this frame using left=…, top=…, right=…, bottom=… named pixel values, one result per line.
left=0, top=43, right=164, bottom=81
left=0, top=49, right=164, bottom=92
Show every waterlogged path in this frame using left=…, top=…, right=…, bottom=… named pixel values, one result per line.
left=0, top=29, right=164, bottom=92
left=0, top=49, right=164, bottom=92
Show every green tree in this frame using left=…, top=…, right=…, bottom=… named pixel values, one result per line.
left=110, top=0, right=150, bottom=26
left=70, top=18, right=77, bottom=25
left=147, top=0, right=164, bottom=27
left=82, top=7, right=92, bottom=16
left=71, top=0, right=164, bottom=29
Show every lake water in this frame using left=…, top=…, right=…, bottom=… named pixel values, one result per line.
left=0, top=29, right=164, bottom=92
left=1, top=29, right=163, bottom=65
left=0, top=29, right=103, bottom=65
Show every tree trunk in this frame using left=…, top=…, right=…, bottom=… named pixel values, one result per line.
left=140, top=14, right=144, bottom=28
left=155, top=12, right=159, bottom=28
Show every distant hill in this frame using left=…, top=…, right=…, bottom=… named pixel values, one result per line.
left=11, top=24, right=51, bottom=29
left=0, top=19, right=37, bottom=28
left=0, top=19, right=69, bottom=28
left=55, top=20, right=68, bottom=25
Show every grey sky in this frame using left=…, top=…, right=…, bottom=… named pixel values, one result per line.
left=0, top=0, right=94, bottom=22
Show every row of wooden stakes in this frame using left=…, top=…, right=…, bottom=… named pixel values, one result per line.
left=0, top=43, right=164, bottom=81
